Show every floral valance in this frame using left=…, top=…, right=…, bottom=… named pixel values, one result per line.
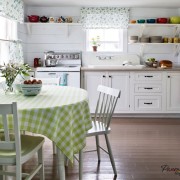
left=80, top=7, right=130, bottom=29
left=0, top=0, right=24, bottom=22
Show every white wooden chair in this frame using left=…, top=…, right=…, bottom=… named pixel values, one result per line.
left=0, top=102, right=45, bottom=179
left=78, top=85, right=121, bottom=179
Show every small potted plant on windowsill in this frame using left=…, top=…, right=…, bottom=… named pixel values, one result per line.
left=91, top=36, right=100, bottom=52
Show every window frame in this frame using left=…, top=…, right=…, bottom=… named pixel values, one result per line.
left=85, top=29, right=127, bottom=53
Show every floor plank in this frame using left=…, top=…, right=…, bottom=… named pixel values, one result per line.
left=21, top=117, right=180, bottom=180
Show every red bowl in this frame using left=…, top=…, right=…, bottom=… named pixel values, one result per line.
left=28, top=15, right=39, bottom=22
left=157, top=18, right=168, bottom=23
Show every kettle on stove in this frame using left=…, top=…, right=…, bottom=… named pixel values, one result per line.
left=59, top=73, right=68, bottom=86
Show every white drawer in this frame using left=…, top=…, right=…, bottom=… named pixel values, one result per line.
left=135, top=96, right=162, bottom=111
left=134, top=73, right=162, bottom=81
left=134, top=84, right=162, bottom=93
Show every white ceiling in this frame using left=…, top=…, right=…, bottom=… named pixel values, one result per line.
left=23, top=0, right=180, bottom=8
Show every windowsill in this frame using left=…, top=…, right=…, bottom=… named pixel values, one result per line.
left=83, top=51, right=124, bottom=55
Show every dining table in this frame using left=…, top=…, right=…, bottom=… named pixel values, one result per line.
left=0, top=85, right=92, bottom=180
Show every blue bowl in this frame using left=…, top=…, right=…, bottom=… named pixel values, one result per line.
left=147, top=19, right=156, bottom=23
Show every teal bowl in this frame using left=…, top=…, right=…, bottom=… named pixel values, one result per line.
left=137, top=19, right=145, bottom=23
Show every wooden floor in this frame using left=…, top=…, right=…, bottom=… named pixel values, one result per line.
left=22, top=117, right=180, bottom=180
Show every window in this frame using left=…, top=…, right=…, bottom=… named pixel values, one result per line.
left=86, top=29, right=123, bottom=52
left=0, top=16, right=17, bottom=65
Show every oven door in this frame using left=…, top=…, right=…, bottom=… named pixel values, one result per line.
left=36, top=71, right=80, bottom=88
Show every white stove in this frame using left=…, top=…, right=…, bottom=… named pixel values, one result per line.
left=36, top=52, right=81, bottom=87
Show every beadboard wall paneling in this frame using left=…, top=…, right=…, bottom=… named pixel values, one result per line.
left=130, top=8, right=179, bottom=19
left=26, top=26, right=83, bottom=43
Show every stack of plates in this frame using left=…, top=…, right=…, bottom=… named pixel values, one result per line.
left=139, top=37, right=150, bottom=43
left=129, top=36, right=139, bottom=43
left=150, top=36, right=162, bottom=43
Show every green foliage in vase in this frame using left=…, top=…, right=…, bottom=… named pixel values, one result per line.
left=0, top=63, right=31, bottom=87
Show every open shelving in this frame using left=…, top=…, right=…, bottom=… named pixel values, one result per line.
left=23, top=22, right=82, bottom=36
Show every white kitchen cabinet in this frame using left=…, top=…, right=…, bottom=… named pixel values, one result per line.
left=82, top=71, right=130, bottom=113
left=166, top=72, right=180, bottom=111
left=130, top=72, right=164, bottom=113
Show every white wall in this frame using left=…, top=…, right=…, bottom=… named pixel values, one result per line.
left=19, top=7, right=180, bottom=67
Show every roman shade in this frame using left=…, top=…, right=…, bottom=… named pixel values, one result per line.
left=80, top=7, right=130, bottom=29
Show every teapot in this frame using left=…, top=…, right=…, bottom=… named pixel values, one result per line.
left=40, top=16, right=49, bottom=23
left=27, top=15, right=39, bottom=22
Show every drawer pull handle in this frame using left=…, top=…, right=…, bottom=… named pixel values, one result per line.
left=144, top=76, right=153, bottom=78
left=48, top=73, right=56, bottom=75
left=144, top=87, right=153, bottom=90
left=144, top=102, right=153, bottom=105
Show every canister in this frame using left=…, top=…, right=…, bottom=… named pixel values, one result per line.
left=168, top=37, right=173, bottom=43
left=163, top=37, right=168, bottom=43
left=173, top=37, right=179, bottom=43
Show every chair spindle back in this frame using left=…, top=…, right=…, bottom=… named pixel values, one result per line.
left=93, top=85, right=121, bottom=129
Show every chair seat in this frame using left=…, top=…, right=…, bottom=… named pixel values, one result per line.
left=87, top=121, right=111, bottom=137
left=0, top=135, right=44, bottom=164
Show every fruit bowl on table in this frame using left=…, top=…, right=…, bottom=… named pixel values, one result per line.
left=21, top=79, right=42, bottom=96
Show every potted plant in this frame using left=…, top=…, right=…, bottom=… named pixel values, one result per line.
left=91, top=36, right=100, bottom=52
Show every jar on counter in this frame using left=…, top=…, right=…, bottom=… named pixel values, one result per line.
left=168, top=37, right=173, bottom=43
left=34, top=58, right=41, bottom=68
left=163, top=37, right=168, bottom=43
left=153, top=61, right=158, bottom=68
left=173, top=37, right=179, bottom=43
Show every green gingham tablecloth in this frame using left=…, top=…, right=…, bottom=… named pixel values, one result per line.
left=0, top=86, right=92, bottom=162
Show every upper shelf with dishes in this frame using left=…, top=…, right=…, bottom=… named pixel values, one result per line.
left=128, top=17, right=180, bottom=56
left=128, top=17, right=180, bottom=36
left=24, top=15, right=82, bottom=35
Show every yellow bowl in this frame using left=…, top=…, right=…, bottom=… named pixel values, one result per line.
left=170, top=16, right=180, bottom=24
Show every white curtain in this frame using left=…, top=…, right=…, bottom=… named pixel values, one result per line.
left=9, top=41, right=24, bottom=64
left=80, top=7, right=130, bottom=29
left=0, top=0, right=24, bottom=23
left=0, top=0, right=24, bottom=64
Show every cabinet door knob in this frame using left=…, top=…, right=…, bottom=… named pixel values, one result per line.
left=102, top=75, right=106, bottom=78
left=168, top=76, right=170, bottom=78
left=109, top=75, right=112, bottom=78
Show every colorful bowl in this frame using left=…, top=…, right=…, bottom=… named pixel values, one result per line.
left=169, top=16, right=180, bottom=24
left=147, top=19, right=156, bottom=23
left=21, top=84, right=42, bottom=96
left=157, top=18, right=168, bottom=24
left=137, top=19, right=145, bottom=23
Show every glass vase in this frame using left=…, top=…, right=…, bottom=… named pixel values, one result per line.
left=5, top=84, right=14, bottom=95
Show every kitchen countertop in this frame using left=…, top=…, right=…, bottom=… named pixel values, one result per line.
left=81, top=66, right=180, bottom=71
